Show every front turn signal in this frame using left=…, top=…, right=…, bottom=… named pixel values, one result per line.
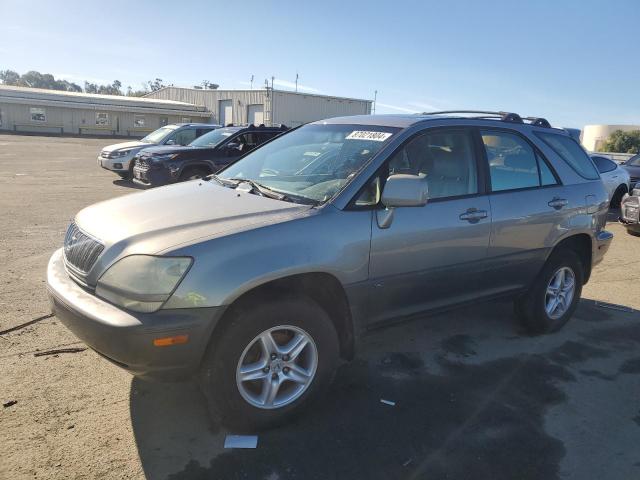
left=153, top=334, right=189, bottom=347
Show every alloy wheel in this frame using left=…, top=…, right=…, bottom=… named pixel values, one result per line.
left=545, top=266, right=576, bottom=320
left=235, top=325, right=318, bottom=409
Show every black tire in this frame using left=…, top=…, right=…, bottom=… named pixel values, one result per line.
left=610, top=185, right=627, bottom=209
left=514, top=248, right=584, bottom=335
left=627, top=228, right=640, bottom=237
left=180, top=167, right=209, bottom=181
left=199, top=296, right=339, bottom=431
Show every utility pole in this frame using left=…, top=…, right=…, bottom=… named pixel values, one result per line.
left=250, top=75, right=254, bottom=90
left=373, top=90, right=377, bottom=114
left=295, top=72, right=299, bottom=93
left=271, top=76, right=275, bottom=91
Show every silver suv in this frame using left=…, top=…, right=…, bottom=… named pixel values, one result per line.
left=48, top=111, right=613, bottom=429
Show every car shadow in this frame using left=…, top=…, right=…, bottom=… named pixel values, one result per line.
left=129, top=298, right=640, bottom=480
left=113, top=178, right=147, bottom=190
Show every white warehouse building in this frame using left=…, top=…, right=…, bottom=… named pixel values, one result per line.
left=582, top=124, right=640, bottom=151
left=145, top=87, right=372, bottom=127
left=0, top=85, right=210, bottom=136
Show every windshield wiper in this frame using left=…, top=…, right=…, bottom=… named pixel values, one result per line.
left=208, top=175, right=318, bottom=205
left=228, top=178, right=287, bottom=201
left=207, top=174, right=239, bottom=187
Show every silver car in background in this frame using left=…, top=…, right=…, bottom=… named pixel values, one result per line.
left=98, top=123, right=219, bottom=178
left=590, top=154, right=630, bottom=207
left=48, top=111, right=612, bottom=430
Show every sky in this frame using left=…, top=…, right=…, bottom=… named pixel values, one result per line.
left=1, top=0, right=639, bottom=128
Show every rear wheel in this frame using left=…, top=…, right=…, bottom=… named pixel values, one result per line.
left=199, top=297, right=339, bottom=430
left=515, top=249, right=584, bottom=334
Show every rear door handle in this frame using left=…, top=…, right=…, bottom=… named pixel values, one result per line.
left=459, top=208, right=488, bottom=223
left=548, top=197, right=568, bottom=209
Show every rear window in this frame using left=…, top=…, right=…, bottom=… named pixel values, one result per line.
left=536, top=132, right=600, bottom=180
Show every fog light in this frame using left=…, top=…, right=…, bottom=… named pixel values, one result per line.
left=113, top=163, right=123, bottom=169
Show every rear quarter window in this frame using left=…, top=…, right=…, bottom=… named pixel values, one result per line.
left=536, top=132, right=600, bottom=180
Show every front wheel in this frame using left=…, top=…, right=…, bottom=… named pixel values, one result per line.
left=199, top=297, right=339, bottom=430
left=514, top=249, right=584, bottom=334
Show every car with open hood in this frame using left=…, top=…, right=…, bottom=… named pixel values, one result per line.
left=131, top=124, right=288, bottom=187
left=97, top=123, right=219, bottom=178
left=48, top=111, right=612, bottom=430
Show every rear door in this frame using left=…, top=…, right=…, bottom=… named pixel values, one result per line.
left=480, top=128, right=567, bottom=291
left=367, top=128, right=492, bottom=325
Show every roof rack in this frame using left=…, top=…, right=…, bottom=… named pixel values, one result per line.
left=423, top=110, right=552, bottom=128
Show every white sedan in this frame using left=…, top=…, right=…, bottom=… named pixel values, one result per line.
left=591, top=154, right=631, bottom=208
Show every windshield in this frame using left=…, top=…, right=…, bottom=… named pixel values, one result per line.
left=219, top=124, right=400, bottom=203
left=190, top=128, right=237, bottom=147
left=625, top=154, right=640, bottom=166
left=141, top=126, right=176, bottom=143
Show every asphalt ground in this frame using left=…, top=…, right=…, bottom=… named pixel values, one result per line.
left=1, top=133, right=639, bottom=480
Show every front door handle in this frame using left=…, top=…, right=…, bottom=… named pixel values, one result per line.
left=548, top=197, right=568, bottom=209
left=459, top=208, right=488, bottom=223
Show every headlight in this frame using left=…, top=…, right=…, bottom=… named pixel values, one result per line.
left=95, top=256, right=192, bottom=313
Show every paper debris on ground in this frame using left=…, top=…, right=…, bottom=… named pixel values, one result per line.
left=380, top=399, right=396, bottom=406
left=224, top=435, right=258, bottom=449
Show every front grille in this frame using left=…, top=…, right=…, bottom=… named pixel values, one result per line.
left=63, top=223, right=104, bottom=274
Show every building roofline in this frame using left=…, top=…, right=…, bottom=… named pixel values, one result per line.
left=147, top=86, right=372, bottom=104
left=0, top=84, right=207, bottom=111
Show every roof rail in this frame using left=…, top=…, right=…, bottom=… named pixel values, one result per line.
left=424, top=110, right=551, bottom=127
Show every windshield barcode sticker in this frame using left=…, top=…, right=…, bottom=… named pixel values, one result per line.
left=346, top=131, right=392, bottom=142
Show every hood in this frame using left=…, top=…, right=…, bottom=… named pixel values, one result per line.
left=102, top=140, right=151, bottom=153
left=74, top=180, right=313, bottom=258
left=137, top=145, right=198, bottom=156
left=623, top=164, right=640, bottom=178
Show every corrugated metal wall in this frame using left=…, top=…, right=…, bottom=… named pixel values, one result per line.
left=147, top=87, right=372, bottom=127
left=0, top=102, right=201, bottom=136
left=146, top=87, right=267, bottom=126
left=272, top=91, right=371, bottom=126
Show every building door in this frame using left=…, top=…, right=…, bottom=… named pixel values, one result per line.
left=219, top=100, right=233, bottom=126
left=247, top=104, right=264, bottom=125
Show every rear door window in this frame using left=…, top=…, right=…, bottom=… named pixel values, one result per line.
left=481, top=130, right=558, bottom=192
left=536, top=132, right=600, bottom=180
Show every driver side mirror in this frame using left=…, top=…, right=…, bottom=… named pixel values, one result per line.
left=377, top=174, right=429, bottom=229
left=381, top=174, right=429, bottom=207
left=165, top=139, right=176, bottom=145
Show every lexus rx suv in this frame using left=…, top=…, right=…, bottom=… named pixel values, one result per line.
left=48, top=111, right=612, bottom=430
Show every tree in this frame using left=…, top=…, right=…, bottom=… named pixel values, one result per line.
left=1, top=69, right=81, bottom=91
left=147, top=78, right=165, bottom=92
left=599, top=130, right=640, bottom=154
left=0, top=69, right=21, bottom=85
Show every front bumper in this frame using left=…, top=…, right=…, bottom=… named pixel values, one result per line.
left=593, top=230, right=614, bottom=267
left=132, top=164, right=174, bottom=187
left=97, top=153, right=135, bottom=174
left=46, top=248, right=225, bottom=381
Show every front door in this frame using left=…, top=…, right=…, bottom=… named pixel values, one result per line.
left=367, top=128, right=492, bottom=325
